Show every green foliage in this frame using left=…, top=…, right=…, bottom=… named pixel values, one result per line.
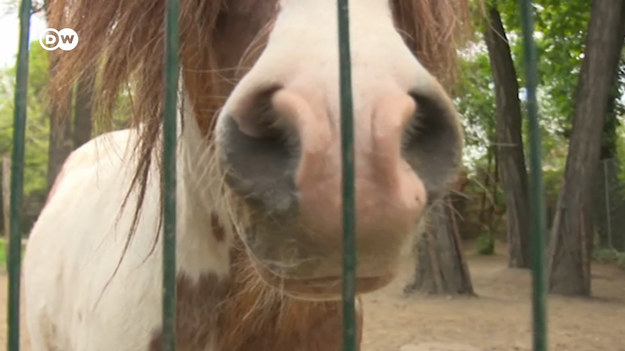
left=0, top=238, right=26, bottom=272
left=454, top=0, right=613, bottom=229
left=476, top=234, right=495, bottom=255
left=0, top=42, right=50, bottom=198
left=454, top=43, right=496, bottom=167
left=532, top=2, right=590, bottom=119
left=0, top=238, right=5, bottom=272
left=451, top=1, right=625, bottom=255
left=455, top=0, right=587, bottom=175
left=592, top=247, right=625, bottom=269
left=495, top=0, right=592, bottom=124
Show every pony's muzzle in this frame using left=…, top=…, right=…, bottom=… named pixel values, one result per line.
left=218, top=86, right=459, bottom=295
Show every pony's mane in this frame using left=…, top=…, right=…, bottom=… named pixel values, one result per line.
left=391, top=0, right=469, bottom=88
left=45, top=0, right=469, bottom=223
left=47, top=0, right=468, bottom=128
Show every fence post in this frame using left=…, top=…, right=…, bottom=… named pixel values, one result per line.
left=519, top=0, right=548, bottom=350
left=8, top=0, right=32, bottom=350
left=602, top=160, right=613, bottom=248
left=162, top=0, right=180, bottom=350
left=2, top=156, right=10, bottom=240
left=337, top=1, right=357, bottom=351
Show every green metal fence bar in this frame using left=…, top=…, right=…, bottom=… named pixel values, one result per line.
left=162, top=0, right=180, bottom=349
left=519, top=1, right=548, bottom=350
left=8, top=1, right=32, bottom=350
left=337, top=1, right=357, bottom=351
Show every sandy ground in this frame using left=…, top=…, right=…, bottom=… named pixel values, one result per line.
left=362, top=251, right=625, bottom=351
left=2, top=247, right=625, bottom=351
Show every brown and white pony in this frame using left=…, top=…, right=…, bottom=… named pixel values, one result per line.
left=24, top=0, right=467, bottom=350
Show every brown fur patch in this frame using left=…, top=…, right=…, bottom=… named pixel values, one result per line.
left=149, top=273, right=229, bottom=351
left=216, top=242, right=363, bottom=351
left=150, top=239, right=363, bottom=351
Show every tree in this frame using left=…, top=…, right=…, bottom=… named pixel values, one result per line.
left=46, top=61, right=72, bottom=189
left=483, top=6, right=530, bottom=268
left=72, top=67, right=95, bottom=148
left=405, top=194, right=474, bottom=295
left=0, top=43, right=51, bottom=232
left=549, top=0, right=625, bottom=296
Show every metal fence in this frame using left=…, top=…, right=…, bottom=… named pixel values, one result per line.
left=8, top=0, right=31, bottom=350
left=595, top=158, right=625, bottom=251
left=6, top=0, right=547, bottom=351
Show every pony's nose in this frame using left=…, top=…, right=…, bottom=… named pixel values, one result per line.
left=292, top=91, right=429, bottom=263
left=218, top=85, right=436, bottom=278
left=218, top=85, right=430, bottom=235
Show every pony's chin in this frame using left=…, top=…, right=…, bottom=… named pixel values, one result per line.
left=249, top=257, right=396, bottom=301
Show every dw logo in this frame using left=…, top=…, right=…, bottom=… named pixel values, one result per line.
left=39, top=28, right=79, bottom=51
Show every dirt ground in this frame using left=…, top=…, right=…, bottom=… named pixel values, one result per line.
left=2, top=245, right=625, bottom=351
left=362, top=250, right=625, bottom=351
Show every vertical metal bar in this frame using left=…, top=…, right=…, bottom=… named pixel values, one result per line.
left=518, top=1, right=548, bottom=350
left=8, top=1, right=32, bottom=350
left=162, top=0, right=179, bottom=349
left=337, top=1, right=357, bottom=351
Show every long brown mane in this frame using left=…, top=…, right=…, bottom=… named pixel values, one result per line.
left=46, top=0, right=468, bottom=214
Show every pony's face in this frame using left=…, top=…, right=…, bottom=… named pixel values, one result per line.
left=215, top=0, right=462, bottom=300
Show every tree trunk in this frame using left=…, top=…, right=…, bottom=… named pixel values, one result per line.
left=72, top=68, right=95, bottom=148
left=483, top=7, right=530, bottom=269
left=46, top=51, right=73, bottom=189
left=405, top=197, right=474, bottom=295
left=549, top=0, right=625, bottom=296
left=47, top=101, right=73, bottom=189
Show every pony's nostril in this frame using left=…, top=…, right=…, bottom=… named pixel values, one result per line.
left=219, top=89, right=300, bottom=217
left=401, top=91, right=463, bottom=201
left=229, top=88, right=293, bottom=140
